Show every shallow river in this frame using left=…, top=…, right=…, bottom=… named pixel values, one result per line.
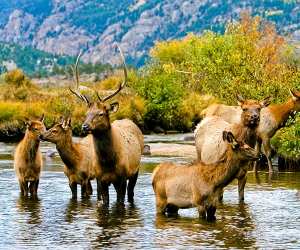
left=0, top=134, right=299, bottom=249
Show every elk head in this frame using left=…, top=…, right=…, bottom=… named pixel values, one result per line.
left=40, top=117, right=72, bottom=143
left=237, top=94, right=271, bottom=127
left=69, top=45, right=127, bottom=135
left=25, top=114, right=46, bottom=139
left=290, top=89, right=300, bottom=111
left=223, top=131, right=259, bottom=161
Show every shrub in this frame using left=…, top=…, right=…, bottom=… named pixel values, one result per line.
left=4, top=69, right=31, bottom=88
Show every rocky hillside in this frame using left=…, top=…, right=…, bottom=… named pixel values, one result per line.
left=0, top=0, right=299, bottom=66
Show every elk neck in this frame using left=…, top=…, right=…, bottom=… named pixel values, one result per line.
left=210, top=151, right=240, bottom=190
left=23, top=130, right=40, bottom=161
left=92, top=128, right=117, bottom=171
left=268, top=98, right=295, bottom=128
left=232, top=124, right=257, bottom=148
left=56, top=136, right=80, bottom=170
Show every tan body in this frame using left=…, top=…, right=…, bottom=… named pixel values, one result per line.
left=89, top=118, right=144, bottom=204
left=40, top=119, right=97, bottom=198
left=201, top=90, right=300, bottom=172
left=14, top=117, right=45, bottom=197
left=195, top=97, right=270, bottom=202
left=152, top=132, right=258, bottom=221
left=70, top=45, right=143, bottom=204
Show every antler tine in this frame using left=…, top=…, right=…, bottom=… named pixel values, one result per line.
left=68, top=51, right=91, bottom=105
left=95, top=90, right=103, bottom=102
left=102, top=44, right=127, bottom=102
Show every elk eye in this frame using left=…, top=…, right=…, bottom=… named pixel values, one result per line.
left=242, top=108, right=247, bottom=112
left=98, top=113, right=103, bottom=117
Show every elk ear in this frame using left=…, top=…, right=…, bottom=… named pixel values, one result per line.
left=40, top=114, right=45, bottom=123
left=236, top=94, right=245, bottom=106
left=223, top=131, right=239, bottom=149
left=24, top=118, right=31, bottom=127
left=290, top=89, right=300, bottom=101
left=108, top=102, right=119, bottom=113
left=66, top=117, right=72, bottom=127
left=260, top=96, right=271, bottom=108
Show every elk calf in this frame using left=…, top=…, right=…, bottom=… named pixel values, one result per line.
left=40, top=118, right=96, bottom=199
left=14, top=115, right=45, bottom=197
left=152, top=131, right=258, bottom=221
left=195, top=95, right=270, bottom=202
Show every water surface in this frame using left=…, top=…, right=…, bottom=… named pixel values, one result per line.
left=0, top=134, right=299, bottom=249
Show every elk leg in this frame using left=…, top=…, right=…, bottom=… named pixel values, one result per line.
left=114, top=178, right=126, bottom=205
left=155, top=197, right=167, bottom=215
left=238, top=174, right=247, bottom=203
left=166, top=204, right=179, bottom=216
left=253, top=139, right=262, bottom=173
left=96, top=178, right=102, bottom=201
left=70, top=182, right=77, bottom=199
left=87, top=180, right=93, bottom=195
left=197, top=205, right=206, bottom=220
left=127, top=171, right=139, bottom=203
left=29, top=180, right=39, bottom=197
left=263, top=138, right=273, bottom=173
left=81, top=183, right=87, bottom=197
left=21, top=181, right=29, bottom=196
left=206, top=206, right=216, bottom=221
left=101, top=182, right=109, bottom=206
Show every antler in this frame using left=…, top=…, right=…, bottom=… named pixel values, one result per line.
left=99, top=44, right=127, bottom=103
left=68, top=51, right=91, bottom=105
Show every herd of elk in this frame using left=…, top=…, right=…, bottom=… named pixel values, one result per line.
left=194, top=95, right=270, bottom=202
left=14, top=115, right=45, bottom=197
left=201, top=90, right=300, bottom=173
left=40, top=117, right=96, bottom=198
left=12, top=46, right=298, bottom=221
left=152, top=131, right=259, bottom=221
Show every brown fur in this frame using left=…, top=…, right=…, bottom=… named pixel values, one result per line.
left=202, top=90, right=300, bottom=172
left=40, top=118, right=96, bottom=199
left=14, top=116, right=45, bottom=197
left=152, top=132, right=258, bottom=221
left=195, top=96, right=270, bottom=202
left=82, top=102, right=144, bottom=205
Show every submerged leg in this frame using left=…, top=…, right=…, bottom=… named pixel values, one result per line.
left=113, top=178, right=127, bottom=205
left=127, top=171, right=139, bottom=203
left=155, top=197, right=167, bottom=215
left=21, top=181, right=29, bottom=196
left=81, top=183, right=87, bottom=197
left=69, top=182, right=77, bottom=199
left=166, top=204, right=179, bottom=217
left=197, top=205, right=206, bottom=220
left=29, top=180, right=38, bottom=197
left=87, top=180, right=93, bottom=195
left=101, top=182, right=109, bottom=206
left=238, top=174, right=247, bottom=203
left=206, top=206, right=216, bottom=221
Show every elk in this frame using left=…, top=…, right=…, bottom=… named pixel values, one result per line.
left=14, top=115, right=46, bottom=197
left=194, top=95, right=270, bottom=202
left=40, top=117, right=96, bottom=199
left=201, top=90, right=300, bottom=172
left=152, top=131, right=259, bottom=221
left=69, top=46, right=144, bottom=205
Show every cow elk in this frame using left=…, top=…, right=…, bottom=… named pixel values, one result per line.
left=40, top=117, right=96, bottom=199
left=195, top=95, right=270, bottom=202
left=70, top=46, right=144, bottom=205
left=202, top=90, right=300, bottom=172
left=14, top=115, right=46, bottom=197
left=152, top=131, right=259, bottom=221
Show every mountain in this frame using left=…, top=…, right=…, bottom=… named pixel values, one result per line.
left=0, top=0, right=299, bottom=67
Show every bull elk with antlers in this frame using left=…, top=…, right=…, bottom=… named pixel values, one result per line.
left=69, top=46, right=144, bottom=205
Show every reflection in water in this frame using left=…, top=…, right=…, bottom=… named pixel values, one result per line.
left=92, top=203, right=143, bottom=248
left=0, top=137, right=299, bottom=249
left=16, top=196, right=42, bottom=224
left=155, top=203, right=256, bottom=249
